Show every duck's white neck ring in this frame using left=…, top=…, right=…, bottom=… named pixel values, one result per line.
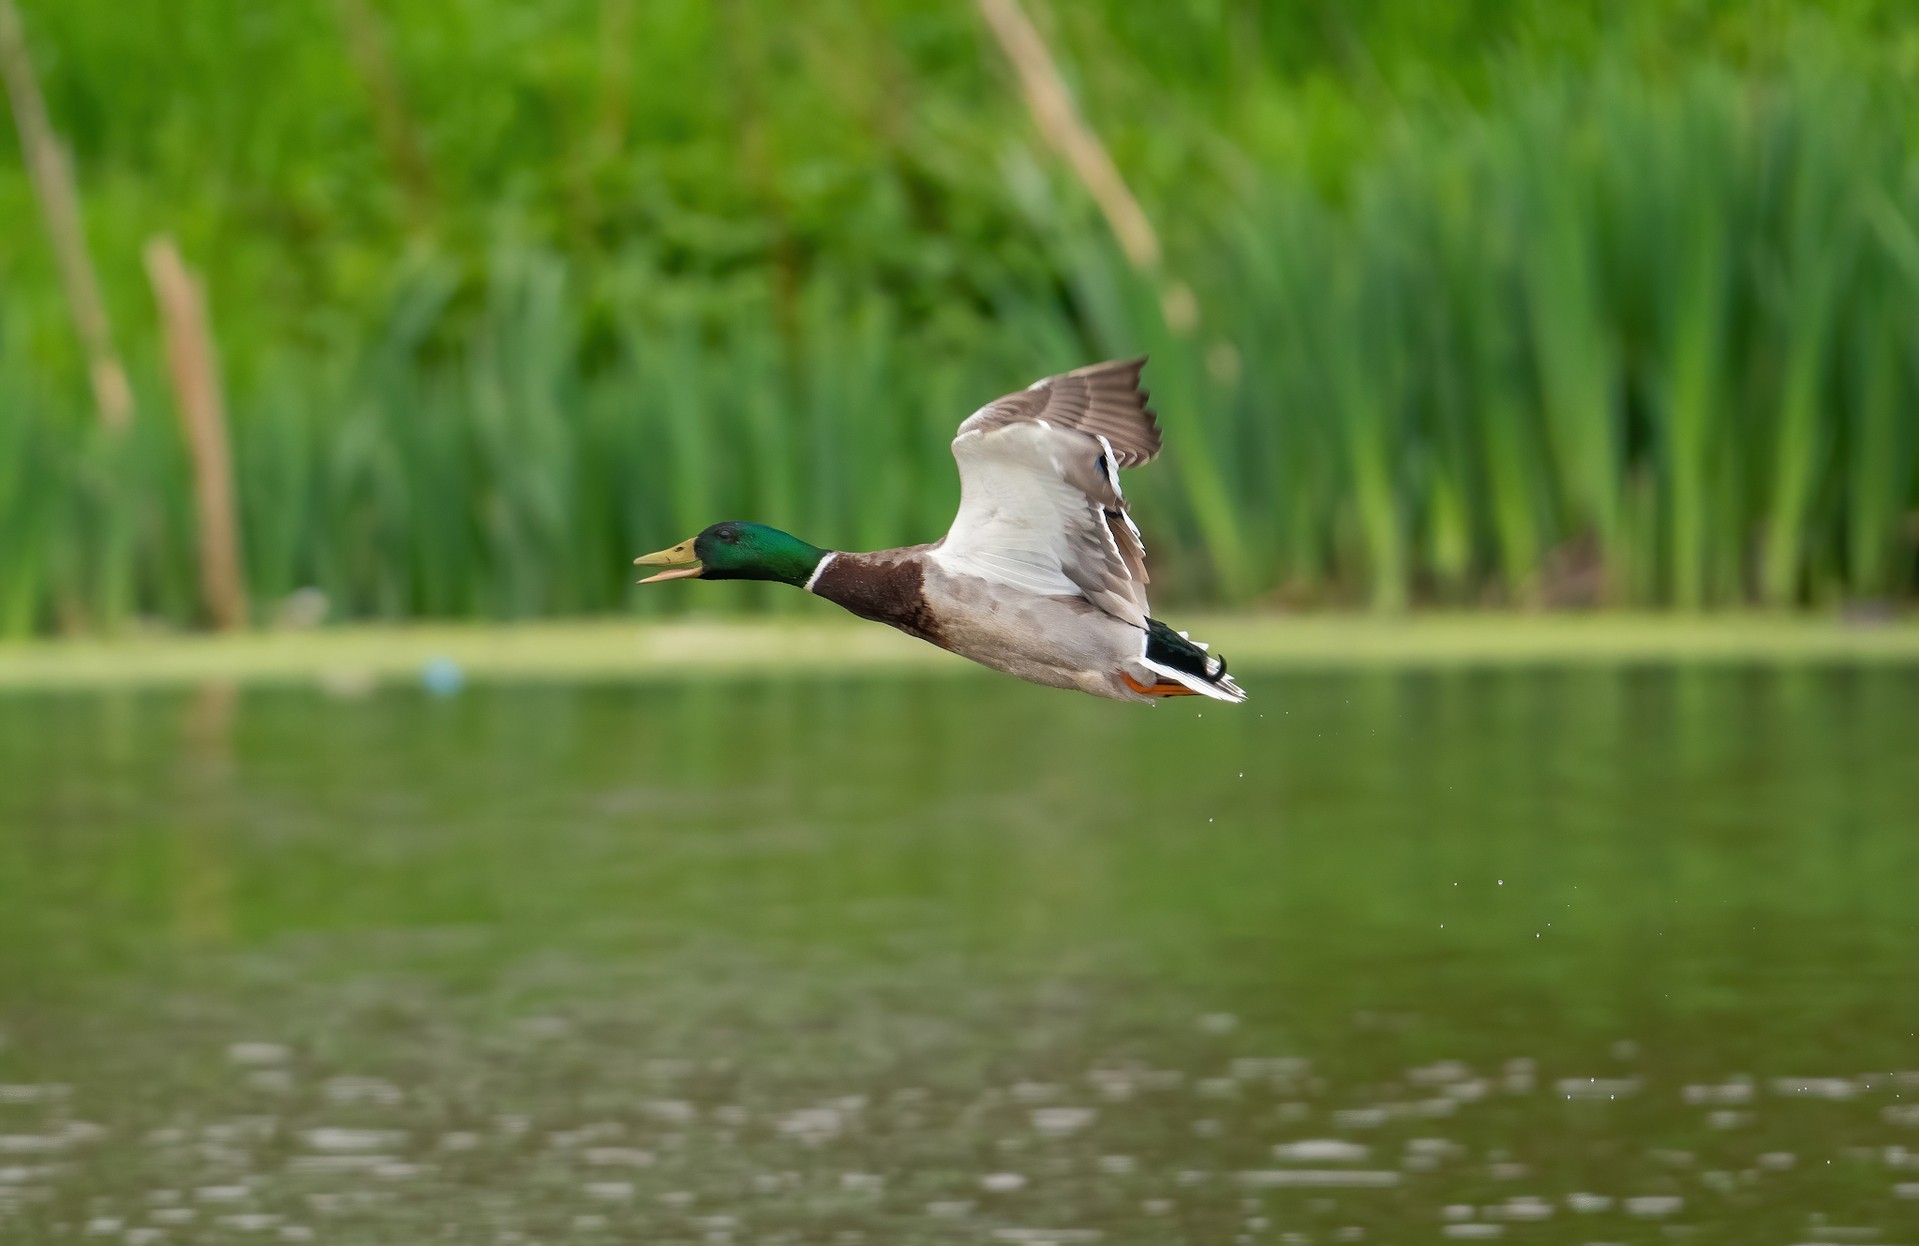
left=803, top=551, right=838, bottom=594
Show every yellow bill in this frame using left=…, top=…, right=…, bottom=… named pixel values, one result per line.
left=633, top=538, right=702, bottom=583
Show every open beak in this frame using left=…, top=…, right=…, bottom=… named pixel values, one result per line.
left=633, top=538, right=703, bottom=583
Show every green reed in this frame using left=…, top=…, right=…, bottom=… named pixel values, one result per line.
left=3, top=59, right=1918, bottom=634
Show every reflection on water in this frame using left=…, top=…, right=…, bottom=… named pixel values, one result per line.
left=1, top=666, right=1916, bottom=1241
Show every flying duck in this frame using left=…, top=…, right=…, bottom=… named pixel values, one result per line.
left=633, top=358, right=1245, bottom=703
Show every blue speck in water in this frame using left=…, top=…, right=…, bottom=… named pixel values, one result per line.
left=421, top=657, right=465, bottom=696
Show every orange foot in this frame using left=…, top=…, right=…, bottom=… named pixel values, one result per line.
left=1120, top=671, right=1200, bottom=697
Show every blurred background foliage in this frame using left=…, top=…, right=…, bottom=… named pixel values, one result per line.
left=3, top=0, right=1919, bottom=633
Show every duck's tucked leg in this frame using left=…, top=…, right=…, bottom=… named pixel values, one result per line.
left=1120, top=671, right=1202, bottom=697
left=1135, top=618, right=1248, bottom=703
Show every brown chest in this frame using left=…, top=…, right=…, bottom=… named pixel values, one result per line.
left=810, top=552, right=946, bottom=646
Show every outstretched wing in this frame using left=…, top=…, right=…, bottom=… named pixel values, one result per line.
left=932, top=360, right=1158, bottom=627
left=954, top=357, right=1161, bottom=467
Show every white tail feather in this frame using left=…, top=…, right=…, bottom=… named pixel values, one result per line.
left=1140, top=657, right=1247, bottom=703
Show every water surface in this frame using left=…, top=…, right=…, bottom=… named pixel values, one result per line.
left=2, top=665, right=1916, bottom=1242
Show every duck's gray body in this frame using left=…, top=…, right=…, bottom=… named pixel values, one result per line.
left=808, top=548, right=1174, bottom=702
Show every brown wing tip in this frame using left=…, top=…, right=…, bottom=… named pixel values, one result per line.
left=1084, top=356, right=1160, bottom=466
left=977, top=357, right=1163, bottom=466
left=1069, top=356, right=1148, bottom=379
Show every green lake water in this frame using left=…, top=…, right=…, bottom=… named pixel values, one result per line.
left=1, top=664, right=1916, bottom=1243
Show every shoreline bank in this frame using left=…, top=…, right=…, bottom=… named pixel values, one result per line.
left=3, top=613, right=1917, bottom=692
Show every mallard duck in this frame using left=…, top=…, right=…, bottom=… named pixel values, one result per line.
left=634, top=358, right=1245, bottom=703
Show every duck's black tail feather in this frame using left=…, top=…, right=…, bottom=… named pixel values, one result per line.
left=1141, top=618, right=1247, bottom=703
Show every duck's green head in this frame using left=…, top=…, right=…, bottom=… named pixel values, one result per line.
left=634, top=522, right=826, bottom=587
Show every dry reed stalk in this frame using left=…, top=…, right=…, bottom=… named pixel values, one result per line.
left=973, top=0, right=1160, bottom=271
left=0, top=0, right=134, bottom=429
left=144, top=236, right=249, bottom=631
left=973, top=0, right=1199, bottom=332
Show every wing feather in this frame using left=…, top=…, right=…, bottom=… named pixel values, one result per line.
left=935, top=396, right=1154, bottom=628
left=954, top=357, right=1162, bottom=467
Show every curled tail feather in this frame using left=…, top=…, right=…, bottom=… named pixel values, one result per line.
left=1138, top=618, right=1246, bottom=703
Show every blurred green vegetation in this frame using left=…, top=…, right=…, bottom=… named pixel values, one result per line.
left=4, top=0, right=1919, bottom=632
